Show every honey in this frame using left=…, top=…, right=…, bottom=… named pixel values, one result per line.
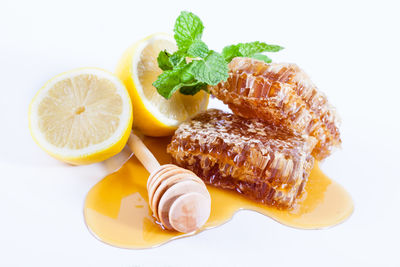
left=168, top=109, right=317, bottom=208
left=84, top=136, right=353, bottom=249
left=209, top=57, right=341, bottom=160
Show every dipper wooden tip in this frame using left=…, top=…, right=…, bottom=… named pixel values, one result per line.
left=169, top=192, right=211, bottom=233
left=147, top=165, right=211, bottom=233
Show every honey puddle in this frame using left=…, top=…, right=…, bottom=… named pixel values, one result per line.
left=84, top=137, right=353, bottom=249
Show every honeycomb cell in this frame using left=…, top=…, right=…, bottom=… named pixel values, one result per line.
left=209, top=57, right=341, bottom=160
left=167, top=109, right=317, bottom=209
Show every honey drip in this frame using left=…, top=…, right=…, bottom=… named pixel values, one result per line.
left=84, top=137, right=353, bottom=249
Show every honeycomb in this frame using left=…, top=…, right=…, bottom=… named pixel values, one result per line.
left=167, top=109, right=317, bottom=209
left=209, top=57, right=341, bottom=160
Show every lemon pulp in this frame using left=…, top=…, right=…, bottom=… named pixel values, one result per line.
left=29, top=68, right=132, bottom=165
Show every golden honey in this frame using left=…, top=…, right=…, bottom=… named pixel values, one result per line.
left=84, top=137, right=353, bottom=249
left=168, top=109, right=317, bottom=208
left=209, top=57, right=341, bottom=160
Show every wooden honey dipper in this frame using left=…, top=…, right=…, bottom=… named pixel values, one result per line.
left=127, top=132, right=211, bottom=233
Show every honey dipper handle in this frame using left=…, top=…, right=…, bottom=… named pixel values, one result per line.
left=127, top=132, right=161, bottom=173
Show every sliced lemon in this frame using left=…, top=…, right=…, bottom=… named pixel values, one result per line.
left=28, top=68, right=133, bottom=165
left=116, top=33, right=209, bottom=137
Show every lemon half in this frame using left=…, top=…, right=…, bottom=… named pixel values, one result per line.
left=29, top=68, right=133, bottom=165
left=116, top=33, right=209, bottom=136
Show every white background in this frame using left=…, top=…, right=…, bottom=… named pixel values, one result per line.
left=1, top=0, right=399, bottom=266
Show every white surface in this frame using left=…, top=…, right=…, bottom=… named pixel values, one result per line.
left=1, top=0, right=399, bottom=266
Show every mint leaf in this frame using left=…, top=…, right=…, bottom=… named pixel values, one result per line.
left=174, top=11, right=204, bottom=51
left=222, top=41, right=284, bottom=62
left=187, top=40, right=209, bottom=58
left=221, top=44, right=240, bottom=63
left=189, top=51, right=228, bottom=85
left=153, top=69, right=183, bottom=99
left=170, top=51, right=186, bottom=67
left=251, top=53, right=272, bottom=63
left=157, top=50, right=173, bottom=71
left=153, top=64, right=203, bottom=99
left=180, top=64, right=195, bottom=83
left=179, top=82, right=208, bottom=95
left=238, top=41, right=283, bottom=57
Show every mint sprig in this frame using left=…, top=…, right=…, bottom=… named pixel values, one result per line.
left=153, top=11, right=284, bottom=99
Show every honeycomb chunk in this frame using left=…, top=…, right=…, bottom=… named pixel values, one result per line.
left=167, top=109, right=317, bottom=209
left=209, top=57, right=341, bottom=160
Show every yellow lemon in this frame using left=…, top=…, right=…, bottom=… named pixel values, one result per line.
left=28, top=68, right=133, bottom=165
left=116, top=33, right=209, bottom=136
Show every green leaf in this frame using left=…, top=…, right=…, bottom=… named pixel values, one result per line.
left=180, top=64, right=195, bottom=83
left=174, top=11, right=204, bottom=51
left=152, top=69, right=183, bottom=99
left=222, top=41, right=284, bottom=63
left=251, top=53, right=272, bottom=63
left=221, top=44, right=240, bottom=62
left=238, top=41, right=283, bottom=56
left=187, top=40, right=209, bottom=58
left=189, top=51, right=228, bottom=85
left=179, top=82, right=208, bottom=95
left=169, top=51, right=186, bottom=67
left=157, top=50, right=173, bottom=71
left=153, top=64, right=201, bottom=99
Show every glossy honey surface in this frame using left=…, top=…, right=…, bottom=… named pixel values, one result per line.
left=84, top=137, right=353, bottom=249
